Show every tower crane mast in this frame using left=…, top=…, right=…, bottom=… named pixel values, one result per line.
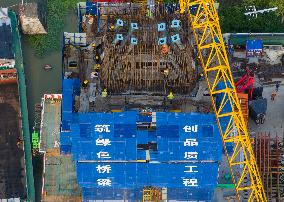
left=179, top=0, right=267, bottom=201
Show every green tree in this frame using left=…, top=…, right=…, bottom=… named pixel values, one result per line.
left=269, top=0, right=284, bottom=22
left=244, top=0, right=284, bottom=21
left=219, top=1, right=284, bottom=33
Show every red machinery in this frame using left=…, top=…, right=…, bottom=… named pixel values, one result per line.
left=235, top=68, right=255, bottom=99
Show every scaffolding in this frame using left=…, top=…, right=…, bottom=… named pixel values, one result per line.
left=254, top=132, right=284, bottom=201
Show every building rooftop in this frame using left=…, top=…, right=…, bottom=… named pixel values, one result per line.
left=0, top=8, right=13, bottom=60
left=39, top=95, right=82, bottom=202
left=39, top=95, right=62, bottom=152
left=0, top=84, right=26, bottom=199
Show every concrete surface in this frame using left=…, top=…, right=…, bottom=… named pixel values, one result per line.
left=249, top=84, right=284, bottom=136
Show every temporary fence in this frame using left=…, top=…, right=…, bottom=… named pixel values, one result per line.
left=59, top=92, right=222, bottom=200
left=9, top=11, right=35, bottom=202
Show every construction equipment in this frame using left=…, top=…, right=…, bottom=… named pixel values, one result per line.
left=237, top=93, right=249, bottom=126
left=235, top=68, right=255, bottom=99
left=142, top=187, right=162, bottom=202
left=137, top=0, right=267, bottom=200
left=179, top=0, right=267, bottom=201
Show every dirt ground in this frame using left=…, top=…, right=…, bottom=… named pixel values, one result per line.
left=0, top=84, right=26, bottom=199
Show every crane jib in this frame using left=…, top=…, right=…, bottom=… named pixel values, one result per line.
left=179, top=0, right=267, bottom=201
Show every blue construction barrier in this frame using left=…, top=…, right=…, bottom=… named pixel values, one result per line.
left=60, top=79, right=223, bottom=201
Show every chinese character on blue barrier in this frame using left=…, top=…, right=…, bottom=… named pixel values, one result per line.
left=95, top=125, right=111, bottom=133
left=184, top=165, right=198, bottom=173
left=183, top=178, right=198, bottom=187
left=96, top=138, right=111, bottom=146
left=97, top=151, right=111, bottom=159
left=97, top=179, right=112, bottom=186
left=184, top=152, right=198, bottom=159
left=183, top=125, right=198, bottom=133
left=96, top=165, right=112, bottom=173
left=184, top=139, right=198, bottom=147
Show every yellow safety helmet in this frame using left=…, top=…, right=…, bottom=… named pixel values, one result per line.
left=102, top=89, right=107, bottom=97
left=167, top=92, right=174, bottom=100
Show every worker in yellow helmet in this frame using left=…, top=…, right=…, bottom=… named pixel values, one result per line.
left=82, top=80, right=89, bottom=88
left=167, top=91, right=174, bottom=100
left=102, top=89, right=107, bottom=98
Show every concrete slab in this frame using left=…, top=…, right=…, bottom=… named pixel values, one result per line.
left=249, top=84, right=284, bottom=136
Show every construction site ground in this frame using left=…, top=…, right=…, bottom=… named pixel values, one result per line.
left=249, top=79, right=284, bottom=136
left=0, top=83, right=26, bottom=199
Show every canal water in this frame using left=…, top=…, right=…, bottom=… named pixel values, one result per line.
left=2, top=0, right=78, bottom=126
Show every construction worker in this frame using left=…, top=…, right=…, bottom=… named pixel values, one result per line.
left=199, top=73, right=204, bottom=81
left=102, top=89, right=108, bottom=98
left=259, top=113, right=265, bottom=124
left=276, top=82, right=280, bottom=92
left=110, top=25, right=115, bottom=30
left=167, top=92, right=174, bottom=100
left=16, top=137, right=23, bottom=148
left=161, top=44, right=169, bottom=55
left=82, top=80, right=89, bottom=88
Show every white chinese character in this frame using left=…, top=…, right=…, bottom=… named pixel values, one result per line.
left=96, top=138, right=111, bottom=146
left=97, top=179, right=112, bottom=186
left=96, top=165, right=111, bottom=173
left=183, top=125, right=198, bottom=133
left=95, top=125, right=111, bottom=133
left=97, top=151, right=111, bottom=159
left=184, top=139, right=198, bottom=147
left=184, top=165, right=198, bottom=173
left=183, top=178, right=198, bottom=187
left=184, top=152, right=198, bottom=159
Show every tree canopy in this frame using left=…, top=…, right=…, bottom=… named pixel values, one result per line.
left=219, top=1, right=284, bottom=33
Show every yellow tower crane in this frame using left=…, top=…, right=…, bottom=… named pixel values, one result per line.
left=179, top=1, right=266, bottom=201
left=139, top=0, right=267, bottom=201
